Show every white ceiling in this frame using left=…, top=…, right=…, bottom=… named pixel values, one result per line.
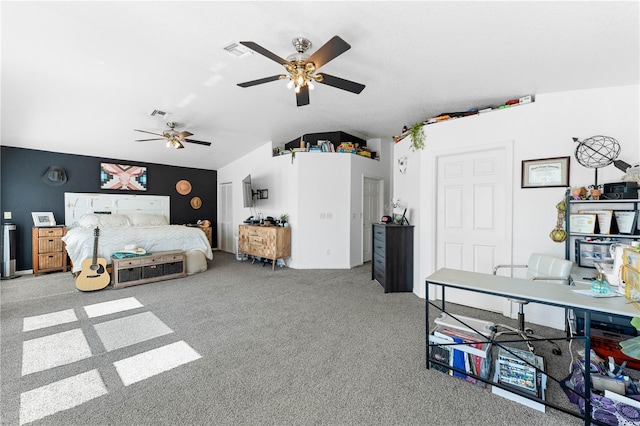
left=2, top=1, right=638, bottom=171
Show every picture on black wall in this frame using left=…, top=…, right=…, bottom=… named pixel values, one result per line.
left=100, top=163, right=147, bottom=191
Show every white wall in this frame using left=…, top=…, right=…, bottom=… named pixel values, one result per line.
left=218, top=140, right=391, bottom=269
left=394, top=84, right=639, bottom=328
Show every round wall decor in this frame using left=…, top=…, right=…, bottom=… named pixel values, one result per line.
left=176, top=180, right=192, bottom=195
left=190, top=196, right=202, bottom=209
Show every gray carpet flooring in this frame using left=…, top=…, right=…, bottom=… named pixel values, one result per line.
left=1, top=251, right=583, bottom=425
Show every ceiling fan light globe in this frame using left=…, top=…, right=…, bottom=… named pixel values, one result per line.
left=294, top=85, right=301, bottom=94
left=287, top=80, right=294, bottom=89
left=308, top=81, right=314, bottom=90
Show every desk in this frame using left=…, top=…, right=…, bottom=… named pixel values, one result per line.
left=425, top=268, right=639, bottom=426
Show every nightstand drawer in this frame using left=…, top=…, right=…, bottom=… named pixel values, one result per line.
left=38, top=238, right=63, bottom=253
left=38, top=228, right=64, bottom=237
left=38, top=253, right=63, bottom=269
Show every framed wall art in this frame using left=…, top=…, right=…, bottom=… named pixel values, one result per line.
left=521, top=156, right=570, bottom=188
left=100, top=163, right=147, bottom=191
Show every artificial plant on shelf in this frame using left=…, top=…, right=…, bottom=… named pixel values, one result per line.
left=619, top=317, right=640, bottom=359
left=408, top=122, right=425, bottom=151
left=279, top=213, right=289, bottom=227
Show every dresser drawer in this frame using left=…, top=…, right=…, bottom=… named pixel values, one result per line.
left=373, top=252, right=386, bottom=272
left=38, top=253, right=63, bottom=269
left=372, top=239, right=386, bottom=257
left=373, top=226, right=386, bottom=243
left=38, top=227, right=64, bottom=237
left=249, top=235, right=265, bottom=246
left=38, top=238, right=63, bottom=253
left=372, top=265, right=386, bottom=285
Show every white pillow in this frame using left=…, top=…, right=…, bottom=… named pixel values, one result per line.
left=98, top=214, right=130, bottom=227
left=128, top=213, right=169, bottom=226
left=78, top=214, right=100, bottom=228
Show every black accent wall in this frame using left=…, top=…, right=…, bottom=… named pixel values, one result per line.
left=0, top=146, right=217, bottom=271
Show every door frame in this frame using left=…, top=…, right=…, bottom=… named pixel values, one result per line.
left=423, top=140, right=514, bottom=317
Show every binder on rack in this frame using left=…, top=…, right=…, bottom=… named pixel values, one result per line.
left=429, top=313, right=495, bottom=386
left=492, top=347, right=547, bottom=412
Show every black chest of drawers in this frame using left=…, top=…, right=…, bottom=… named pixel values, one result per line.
left=371, top=224, right=414, bottom=293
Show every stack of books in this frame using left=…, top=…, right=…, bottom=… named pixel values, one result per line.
left=428, top=313, right=495, bottom=387
left=492, top=346, right=547, bottom=412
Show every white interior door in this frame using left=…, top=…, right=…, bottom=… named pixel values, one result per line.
left=219, top=182, right=234, bottom=253
left=363, top=177, right=382, bottom=262
left=436, top=145, right=512, bottom=313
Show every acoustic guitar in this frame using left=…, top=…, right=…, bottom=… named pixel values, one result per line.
left=76, top=227, right=110, bottom=291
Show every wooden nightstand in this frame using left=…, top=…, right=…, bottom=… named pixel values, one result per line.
left=32, top=226, right=68, bottom=276
left=198, top=224, right=213, bottom=247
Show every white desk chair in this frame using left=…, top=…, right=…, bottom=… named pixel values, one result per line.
left=493, top=253, right=573, bottom=355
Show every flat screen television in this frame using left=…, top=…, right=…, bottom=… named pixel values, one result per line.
left=242, top=174, right=253, bottom=208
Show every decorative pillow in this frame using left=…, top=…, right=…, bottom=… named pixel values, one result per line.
left=78, top=214, right=100, bottom=228
left=128, top=213, right=169, bottom=226
left=97, top=214, right=130, bottom=227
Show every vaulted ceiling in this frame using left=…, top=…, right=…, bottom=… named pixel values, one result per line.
left=2, top=1, right=638, bottom=171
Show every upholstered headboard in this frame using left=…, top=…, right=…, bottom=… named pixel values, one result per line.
left=64, top=192, right=170, bottom=227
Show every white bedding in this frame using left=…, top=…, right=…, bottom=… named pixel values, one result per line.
left=63, top=225, right=213, bottom=272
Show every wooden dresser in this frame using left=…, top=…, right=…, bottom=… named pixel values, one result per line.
left=238, top=225, right=291, bottom=270
left=32, top=226, right=68, bottom=276
left=371, top=224, right=414, bottom=293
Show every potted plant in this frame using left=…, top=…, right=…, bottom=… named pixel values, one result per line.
left=408, top=121, right=425, bottom=151
left=279, top=213, right=289, bottom=227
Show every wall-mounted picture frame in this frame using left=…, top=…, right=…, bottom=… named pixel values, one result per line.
left=521, top=156, right=570, bottom=188
left=100, top=163, right=148, bottom=191
left=31, top=212, right=56, bottom=227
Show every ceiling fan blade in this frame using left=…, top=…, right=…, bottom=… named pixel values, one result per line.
left=184, top=138, right=212, bottom=146
left=316, top=73, right=365, bottom=94
left=306, top=36, right=351, bottom=69
left=134, top=129, right=163, bottom=136
left=240, top=41, right=289, bottom=65
left=176, top=131, right=193, bottom=138
left=296, top=85, right=310, bottom=107
left=134, top=138, right=164, bottom=142
left=238, top=74, right=287, bottom=88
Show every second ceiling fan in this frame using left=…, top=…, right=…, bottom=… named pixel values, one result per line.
left=237, top=35, right=365, bottom=107
left=134, top=122, right=212, bottom=149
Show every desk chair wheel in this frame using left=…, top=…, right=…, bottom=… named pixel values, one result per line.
left=552, top=348, right=562, bottom=356
left=524, top=327, right=534, bottom=334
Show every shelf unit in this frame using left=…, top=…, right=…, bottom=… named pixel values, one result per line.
left=564, top=190, right=639, bottom=263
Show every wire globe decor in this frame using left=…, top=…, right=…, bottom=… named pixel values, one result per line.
left=573, top=135, right=621, bottom=169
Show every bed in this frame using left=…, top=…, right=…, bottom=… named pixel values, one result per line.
left=62, top=193, right=213, bottom=273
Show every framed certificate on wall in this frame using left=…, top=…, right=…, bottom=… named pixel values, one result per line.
left=521, top=156, right=570, bottom=188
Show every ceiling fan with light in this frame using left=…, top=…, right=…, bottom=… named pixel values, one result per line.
left=237, top=35, right=365, bottom=107
left=134, top=122, right=212, bottom=149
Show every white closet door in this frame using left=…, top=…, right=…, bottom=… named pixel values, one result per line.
left=218, top=182, right=234, bottom=253
left=363, top=177, right=382, bottom=262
